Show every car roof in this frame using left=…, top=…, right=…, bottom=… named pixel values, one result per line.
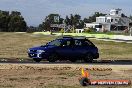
left=58, top=36, right=87, bottom=40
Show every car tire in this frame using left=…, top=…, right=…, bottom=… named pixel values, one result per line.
left=33, top=58, right=41, bottom=63
left=84, top=53, right=93, bottom=62
left=48, top=53, right=58, bottom=62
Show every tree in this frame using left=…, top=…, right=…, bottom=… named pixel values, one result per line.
left=77, top=20, right=84, bottom=29
left=0, top=10, right=10, bottom=32
left=59, top=18, right=64, bottom=24
left=10, top=11, right=21, bottom=16
left=83, top=18, right=89, bottom=23
left=121, top=13, right=127, bottom=17
left=38, top=14, right=63, bottom=31
left=64, top=14, right=84, bottom=33
left=8, top=11, right=27, bottom=32
left=45, top=14, right=60, bottom=24
left=64, top=15, right=70, bottom=25
left=70, top=14, right=74, bottom=25
left=27, top=26, right=38, bottom=33
left=38, top=12, right=106, bottom=32
left=0, top=10, right=27, bottom=32
left=65, top=14, right=83, bottom=29
left=73, top=14, right=81, bottom=28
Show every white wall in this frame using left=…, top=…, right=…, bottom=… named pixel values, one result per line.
left=96, top=17, right=106, bottom=23
left=76, top=29, right=84, bottom=33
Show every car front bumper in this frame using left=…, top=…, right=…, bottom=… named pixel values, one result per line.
left=28, top=53, right=43, bottom=59
left=28, top=51, right=49, bottom=59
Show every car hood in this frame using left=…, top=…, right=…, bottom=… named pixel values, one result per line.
left=29, top=45, right=56, bottom=50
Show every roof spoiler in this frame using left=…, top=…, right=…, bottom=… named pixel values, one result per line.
left=57, top=35, right=87, bottom=39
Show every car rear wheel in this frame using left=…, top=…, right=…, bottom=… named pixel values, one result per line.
left=48, top=54, right=58, bottom=62
left=84, top=53, right=93, bottom=62
left=33, top=58, right=41, bottom=63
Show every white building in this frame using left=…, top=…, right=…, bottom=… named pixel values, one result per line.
left=75, top=29, right=84, bottom=33
left=85, top=9, right=132, bottom=32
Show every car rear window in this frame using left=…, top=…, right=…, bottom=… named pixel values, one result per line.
left=83, top=40, right=95, bottom=46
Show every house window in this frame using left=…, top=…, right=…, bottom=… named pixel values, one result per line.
left=111, top=19, right=113, bottom=22
left=95, top=25, right=102, bottom=28
left=116, top=11, right=118, bottom=14
left=107, top=19, right=111, bottom=23
left=115, top=19, right=118, bottom=23
left=98, top=18, right=105, bottom=23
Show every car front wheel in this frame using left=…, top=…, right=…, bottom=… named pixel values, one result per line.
left=48, top=54, right=58, bottom=62
left=33, top=58, right=41, bottom=63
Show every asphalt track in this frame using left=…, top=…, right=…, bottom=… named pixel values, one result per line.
left=0, top=60, right=132, bottom=65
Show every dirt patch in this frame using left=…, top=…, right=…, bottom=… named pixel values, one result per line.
left=0, top=64, right=131, bottom=88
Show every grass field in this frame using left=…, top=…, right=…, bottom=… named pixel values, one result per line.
left=0, top=32, right=132, bottom=60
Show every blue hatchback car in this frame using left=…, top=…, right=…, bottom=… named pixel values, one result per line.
left=28, top=36, right=99, bottom=62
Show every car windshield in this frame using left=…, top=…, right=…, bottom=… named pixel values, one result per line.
left=47, top=39, right=62, bottom=46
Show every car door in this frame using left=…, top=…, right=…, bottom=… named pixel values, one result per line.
left=72, top=39, right=87, bottom=58
left=56, top=39, right=75, bottom=59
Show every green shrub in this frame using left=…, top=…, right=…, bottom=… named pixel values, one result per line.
left=84, top=27, right=96, bottom=33
left=59, top=28, right=64, bottom=33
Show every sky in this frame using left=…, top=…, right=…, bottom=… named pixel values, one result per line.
left=0, top=0, right=132, bottom=26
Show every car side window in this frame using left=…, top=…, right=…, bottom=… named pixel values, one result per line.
left=67, top=41, right=71, bottom=46
left=75, top=40, right=82, bottom=46
left=62, top=40, right=71, bottom=46
left=48, top=39, right=62, bottom=46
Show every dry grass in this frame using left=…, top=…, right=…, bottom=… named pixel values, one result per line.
left=0, top=32, right=132, bottom=60
left=91, top=39, right=132, bottom=60
left=0, top=32, right=56, bottom=59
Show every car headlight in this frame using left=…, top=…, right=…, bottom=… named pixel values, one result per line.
left=28, top=49, right=30, bottom=52
left=37, top=50, right=45, bottom=53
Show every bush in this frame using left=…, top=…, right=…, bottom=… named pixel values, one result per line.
left=84, top=27, right=96, bottom=33
left=59, top=28, right=64, bottom=33
left=69, top=28, right=76, bottom=33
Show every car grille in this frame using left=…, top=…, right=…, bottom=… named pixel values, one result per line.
left=30, top=50, right=37, bottom=52
left=28, top=54, right=37, bottom=57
